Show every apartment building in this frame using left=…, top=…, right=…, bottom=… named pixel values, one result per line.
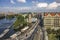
left=44, top=12, right=60, bottom=28
left=28, top=14, right=32, bottom=23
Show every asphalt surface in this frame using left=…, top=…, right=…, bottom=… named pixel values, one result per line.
left=26, top=19, right=45, bottom=40
left=33, top=25, right=41, bottom=40
left=26, top=25, right=38, bottom=40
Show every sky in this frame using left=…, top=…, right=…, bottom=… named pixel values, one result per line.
left=0, top=0, right=60, bottom=13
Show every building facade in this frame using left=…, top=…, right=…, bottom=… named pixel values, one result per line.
left=44, top=12, right=60, bottom=28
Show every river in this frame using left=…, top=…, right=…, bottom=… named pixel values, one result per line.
left=0, top=18, right=16, bottom=39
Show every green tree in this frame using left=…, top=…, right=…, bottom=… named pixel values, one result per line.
left=6, top=15, right=14, bottom=19
left=13, top=15, right=27, bottom=31
left=48, top=33, right=57, bottom=40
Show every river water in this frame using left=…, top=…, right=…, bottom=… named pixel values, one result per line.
left=0, top=18, right=16, bottom=39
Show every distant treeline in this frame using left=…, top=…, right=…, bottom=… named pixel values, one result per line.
left=0, top=16, right=5, bottom=19
left=0, top=14, right=18, bottom=19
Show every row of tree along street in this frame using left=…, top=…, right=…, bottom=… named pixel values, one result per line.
left=46, top=28, right=60, bottom=40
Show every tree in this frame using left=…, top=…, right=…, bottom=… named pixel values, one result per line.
left=13, top=15, right=27, bottom=31
left=6, top=15, right=14, bottom=19
left=25, top=14, right=29, bottom=19
left=48, top=33, right=57, bottom=40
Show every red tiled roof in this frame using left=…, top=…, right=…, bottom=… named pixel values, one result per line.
left=44, top=13, right=48, bottom=16
left=58, top=13, right=60, bottom=16
left=50, top=13, right=56, bottom=16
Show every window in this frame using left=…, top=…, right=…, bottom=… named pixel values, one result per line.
left=44, top=19, right=51, bottom=25
left=54, top=17, right=59, bottom=27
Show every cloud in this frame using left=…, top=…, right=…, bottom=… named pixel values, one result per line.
left=36, top=3, right=48, bottom=8
left=0, top=6, right=60, bottom=12
left=32, top=1, right=36, bottom=4
left=0, top=7, right=31, bottom=13
left=55, top=0, right=60, bottom=3
left=57, top=3, right=60, bottom=6
left=36, top=2, right=60, bottom=9
left=48, top=2, right=58, bottom=9
left=10, top=0, right=26, bottom=4
left=17, top=7, right=31, bottom=11
left=32, top=1, right=38, bottom=4
left=17, top=0, right=26, bottom=3
left=1, top=2, right=60, bottom=12
left=48, top=2, right=60, bottom=9
left=10, top=0, right=15, bottom=4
